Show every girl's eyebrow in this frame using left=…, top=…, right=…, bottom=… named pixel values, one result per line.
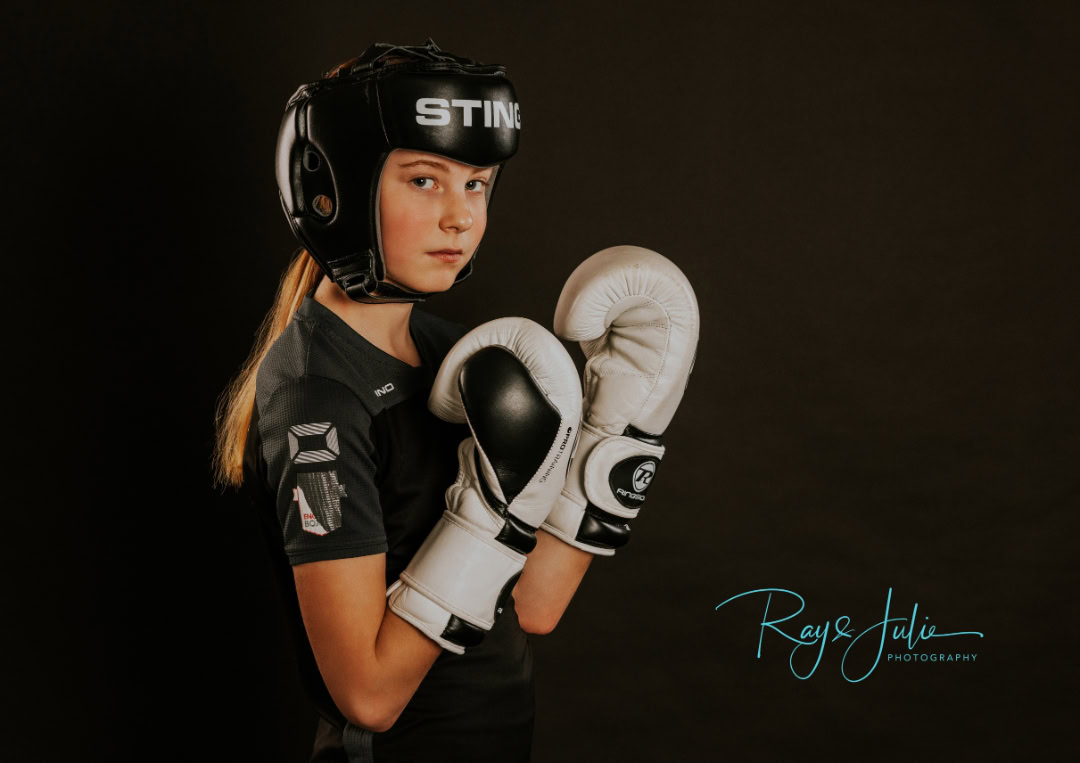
left=397, top=159, right=494, bottom=175
left=398, top=159, right=451, bottom=171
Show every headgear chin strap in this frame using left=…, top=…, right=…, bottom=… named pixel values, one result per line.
left=275, top=39, right=522, bottom=303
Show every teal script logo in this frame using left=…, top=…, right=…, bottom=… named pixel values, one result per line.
left=714, top=587, right=984, bottom=682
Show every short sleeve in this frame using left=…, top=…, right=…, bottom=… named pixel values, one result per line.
left=258, top=375, right=388, bottom=565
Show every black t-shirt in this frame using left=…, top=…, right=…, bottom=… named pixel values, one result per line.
left=242, top=294, right=534, bottom=762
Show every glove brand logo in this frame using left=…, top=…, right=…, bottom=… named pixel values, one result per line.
left=374, top=382, right=395, bottom=397
left=610, top=456, right=660, bottom=508
left=632, top=461, right=656, bottom=492
left=538, top=426, right=575, bottom=483
left=415, top=98, right=521, bottom=129
left=714, top=587, right=984, bottom=682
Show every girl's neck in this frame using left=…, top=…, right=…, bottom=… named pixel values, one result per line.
left=313, top=276, right=421, bottom=367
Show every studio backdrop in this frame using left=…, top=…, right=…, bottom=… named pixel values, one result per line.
left=17, top=1, right=1076, bottom=760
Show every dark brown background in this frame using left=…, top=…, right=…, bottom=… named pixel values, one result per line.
left=15, top=0, right=1078, bottom=759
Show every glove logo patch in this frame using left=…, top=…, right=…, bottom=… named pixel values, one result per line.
left=633, top=461, right=656, bottom=493
left=610, top=456, right=661, bottom=508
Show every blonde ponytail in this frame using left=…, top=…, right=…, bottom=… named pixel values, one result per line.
left=212, top=249, right=324, bottom=488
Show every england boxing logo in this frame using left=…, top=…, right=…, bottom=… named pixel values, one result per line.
left=293, top=472, right=347, bottom=536
left=416, top=98, right=521, bottom=129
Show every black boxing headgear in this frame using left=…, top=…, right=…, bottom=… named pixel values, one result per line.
left=275, top=39, right=521, bottom=303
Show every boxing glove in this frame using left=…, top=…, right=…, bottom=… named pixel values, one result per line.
left=387, top=317, right=582, bottom=653
left=541, top=246, right=699, bottom=555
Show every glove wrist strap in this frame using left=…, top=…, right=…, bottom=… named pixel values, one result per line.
left=395, top=510, right=526, bottom=638
left=541, top=423, right=664, bottom=556
left=583, top=433, right=664, bottom=520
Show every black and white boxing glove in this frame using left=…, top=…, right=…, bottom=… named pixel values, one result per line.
left=387, top=317, right=581, bottom=653
left=541, top=246, right=700, bottom=555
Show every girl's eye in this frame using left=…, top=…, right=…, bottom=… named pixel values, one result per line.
left=411, top=177, right=435, bottom=189
left=465, top=178, right=488, bottom=192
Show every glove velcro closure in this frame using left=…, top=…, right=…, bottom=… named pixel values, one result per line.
left=398, top=510, right=526, bottom=632
left=386, top=580, right=472, bottom=655
left=541, top=492, right=620, bottom=557
left=584, top=435, right=665, bottom=519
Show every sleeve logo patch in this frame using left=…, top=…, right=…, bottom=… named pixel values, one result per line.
left=288, top=422, right=339, bottom=464
left=293, top=472, right=347, bottom=536
left=288, top=422, right=346, bottom=535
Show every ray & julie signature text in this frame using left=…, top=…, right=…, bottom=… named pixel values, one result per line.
left=714, top=587, right=984, bottom=682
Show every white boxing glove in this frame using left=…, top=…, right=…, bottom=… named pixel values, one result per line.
left=541, top=246, right=700, bottom=555
left=387, top=318, right=581, bottom=653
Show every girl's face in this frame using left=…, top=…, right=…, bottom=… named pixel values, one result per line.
left=378, top=149, right=495, bottom=294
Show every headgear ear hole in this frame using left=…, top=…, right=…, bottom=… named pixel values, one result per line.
left=312, top=195, right=333, bottom=217
left=303, top=149, right=322, bottom=172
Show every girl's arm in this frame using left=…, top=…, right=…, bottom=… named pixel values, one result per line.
left=512, top=530, right=594, bottom=635
left=293, top=554, right=440, bottom=732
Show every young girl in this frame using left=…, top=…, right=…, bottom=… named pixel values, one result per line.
left=213, top=41, right=592, bottom=762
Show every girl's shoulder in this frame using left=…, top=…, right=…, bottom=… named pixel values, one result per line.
left=254, top=312, right=370, bottom=417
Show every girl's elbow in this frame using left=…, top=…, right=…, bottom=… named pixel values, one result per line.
left=341, top=693, right=403, bottom=733
left=518, top=608, right=561, bottom=635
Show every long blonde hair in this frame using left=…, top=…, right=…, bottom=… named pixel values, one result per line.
left=213, top=249, right=324, bottom=488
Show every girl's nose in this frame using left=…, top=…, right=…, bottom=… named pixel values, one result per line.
left=440, top=190, right=474, bottom=233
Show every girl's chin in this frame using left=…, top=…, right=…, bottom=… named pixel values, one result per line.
left=387, top=262, right=469, bottom=294
left=386, top=274, right=459, bottom=295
